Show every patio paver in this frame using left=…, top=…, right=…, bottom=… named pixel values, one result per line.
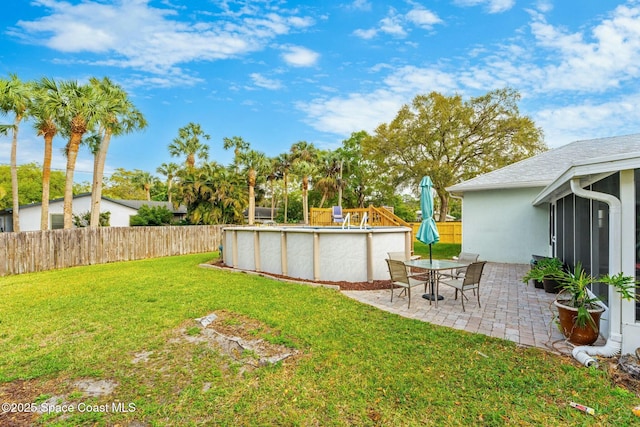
left=342, top=262, right=594, bottom=357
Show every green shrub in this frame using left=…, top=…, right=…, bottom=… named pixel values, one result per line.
left=130, top=205, right=174, bottom=226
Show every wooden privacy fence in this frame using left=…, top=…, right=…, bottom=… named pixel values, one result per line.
left=0, top=225, right=224, bottom=277
left=410, top=221, right=462, bottom=244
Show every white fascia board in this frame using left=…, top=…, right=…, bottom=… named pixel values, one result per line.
left=533, top=154, right=640, bottom=205
left=446, top=180, right=550, bottom=193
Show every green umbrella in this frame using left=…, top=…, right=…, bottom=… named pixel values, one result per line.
left=416, top=176, right=440, bottom=262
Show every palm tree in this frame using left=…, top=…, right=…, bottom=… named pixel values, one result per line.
left=274, top=153, right=292, bottom=223
left=290, top=140, right=318, bottom=164
left=56, top=80, right=103, bottom=228
left=237, top=149, right=268, bottom=225
left=213, top=166, right=247, bottom=224
left=88, top=77, right=147, bottom=227
left=168, top=122, right=210, bottom=170
left=172, top=162, right=246, bottom=225
left=265, top=157, right=282, bottom=220
left=133, top=171, right=157, bottom=201
left=31, top=78, right=65, bottom=230
left=157, top=162, right=180, bottom=204
left=314, top=151, right=342, bottom=207
left=0, top=74, right=32, bottom=232
left=292, top=160, right=317, bottom=225
left=223, top=136, right=250, bottom=173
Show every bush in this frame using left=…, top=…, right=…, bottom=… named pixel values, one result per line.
left=130, top=205, right=174, bottom=226
left=72, top=211, right=110, bottom=227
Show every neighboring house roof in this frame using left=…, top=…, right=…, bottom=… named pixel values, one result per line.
left=105, top=198, right=187, bottom=214
left=0, top=193, right=186, bottom=214
left=244, top=207, right=278, bottom=219
left=447, top=134, right=640, bottom=193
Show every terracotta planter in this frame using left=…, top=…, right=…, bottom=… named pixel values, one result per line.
left=554, top=300, right=604, bottom=345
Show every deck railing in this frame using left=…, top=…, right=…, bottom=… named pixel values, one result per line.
left=310, top=206, right=462, bottom=244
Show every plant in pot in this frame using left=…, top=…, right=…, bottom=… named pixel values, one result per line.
left=522, top=257, right=564, bottom=293
left=553, top=262, right=637, bottom=345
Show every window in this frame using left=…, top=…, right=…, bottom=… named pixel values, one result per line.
left=51, top=214, right=64, bottom=230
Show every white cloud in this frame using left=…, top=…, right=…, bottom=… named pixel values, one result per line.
left=454, top=0, right=515, bottom=14
left=250, top=73, right=283, bottom=90
left=281, top=46, right=320, bottom=67
left=384, top=66, right=458, bottom=94
left=535, top=0, right=553, bottom=14
left=527, top=4, right=640, bottom=92
left=301, top=2, right=640, bottom=146
left=406, top=8, right=442, bottom=30
left=12, top=0, right=316, bottom=86
left=534, top=94, right=640, bottom=146
left=297, top=66, right=461, bottom=136
left=379, top=11, right=407, bottom=37
left=353, top=28, right=377, bottom=39
left=298, top=90, right=406, bottom=135
left=348, top=0, right=372, bottom=12
left=353, top=5, right=441, bottom=39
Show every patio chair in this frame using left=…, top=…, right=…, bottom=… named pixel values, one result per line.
left=437, top=261, right=487, bottom=312
left=388, top=251, right=426, bottom=280
left=386, top=259, right=428, bottom=309
left=439, top=252, right=480, bottom=280
left=331, top=205, right=343, bottom=223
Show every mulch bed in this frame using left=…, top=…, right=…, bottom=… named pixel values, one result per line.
left=208, top=260, right=391, bottom=291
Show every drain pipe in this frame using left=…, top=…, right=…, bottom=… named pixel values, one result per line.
left=569, top=179, right=622, bottom=367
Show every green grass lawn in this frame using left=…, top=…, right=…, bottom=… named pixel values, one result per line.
left=0, top=253, right=637, bottom=426
left=413, top=241, right=462, bottom=260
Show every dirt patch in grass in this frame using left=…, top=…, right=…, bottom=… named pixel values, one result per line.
left=207, top=259, right=392, bottom=291
left=609, top=356, right=640, bottom=396
left=182, top=310, right=301, bottom=371
left=0, top=379, right=45, bottom=426
left=0, top=377, right=119, bottom=427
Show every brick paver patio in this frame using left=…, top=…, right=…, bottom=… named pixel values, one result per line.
left=343, top=262, right=584, bottom=356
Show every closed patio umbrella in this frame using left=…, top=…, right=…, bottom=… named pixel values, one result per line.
left=416, top=176, right=440, bottom=262
left=417, top=176, right=441, bottom=301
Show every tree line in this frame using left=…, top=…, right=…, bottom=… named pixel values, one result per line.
left=0, top=74, right=146, bottom=231
left=1, top=72, right=547, bottom=230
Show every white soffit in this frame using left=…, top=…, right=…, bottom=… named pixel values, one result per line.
left=532, top=152, right=640, bottom=206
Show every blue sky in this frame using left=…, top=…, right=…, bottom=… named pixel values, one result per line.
left=2, top=0, right=640, bottom=183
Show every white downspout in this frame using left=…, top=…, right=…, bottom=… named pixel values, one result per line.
left=569, top=179, right=622, bottom=367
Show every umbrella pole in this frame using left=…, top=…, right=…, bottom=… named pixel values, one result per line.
left=422, top=243, right=444, bottom=301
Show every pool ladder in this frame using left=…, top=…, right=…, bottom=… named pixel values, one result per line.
left=360, top=212, right=368, bottom=229
left=341, top=212, right=369, bottom=229
left=341, top=213, right=351, bottom=229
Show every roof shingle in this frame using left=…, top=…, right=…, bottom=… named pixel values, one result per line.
left=447, top=134, right=640, bottom=193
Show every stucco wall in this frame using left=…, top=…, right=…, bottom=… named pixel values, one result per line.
left=461, top=187, right=550, bottom=264
left=18, top=196, right=137, bottom=231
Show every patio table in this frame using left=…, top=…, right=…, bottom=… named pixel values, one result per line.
left=404, top=259, right=470, bottom=301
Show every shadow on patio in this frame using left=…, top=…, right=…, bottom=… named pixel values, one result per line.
left=342, top=262, right=591, bottom=356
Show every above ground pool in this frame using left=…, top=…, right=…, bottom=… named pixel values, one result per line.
left=222, top=225, right=413, bottom=283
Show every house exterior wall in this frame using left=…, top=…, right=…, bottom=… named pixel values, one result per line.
left=100, top=199, right=139, bottom=227
left=461, top=187, right=549, bottom=264
left=17, top=196, right=138, bottom=231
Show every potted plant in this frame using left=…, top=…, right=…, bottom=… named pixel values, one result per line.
left=522, top=257, right=564, bottom=293
left=552, top=262, right=637, bottom=345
